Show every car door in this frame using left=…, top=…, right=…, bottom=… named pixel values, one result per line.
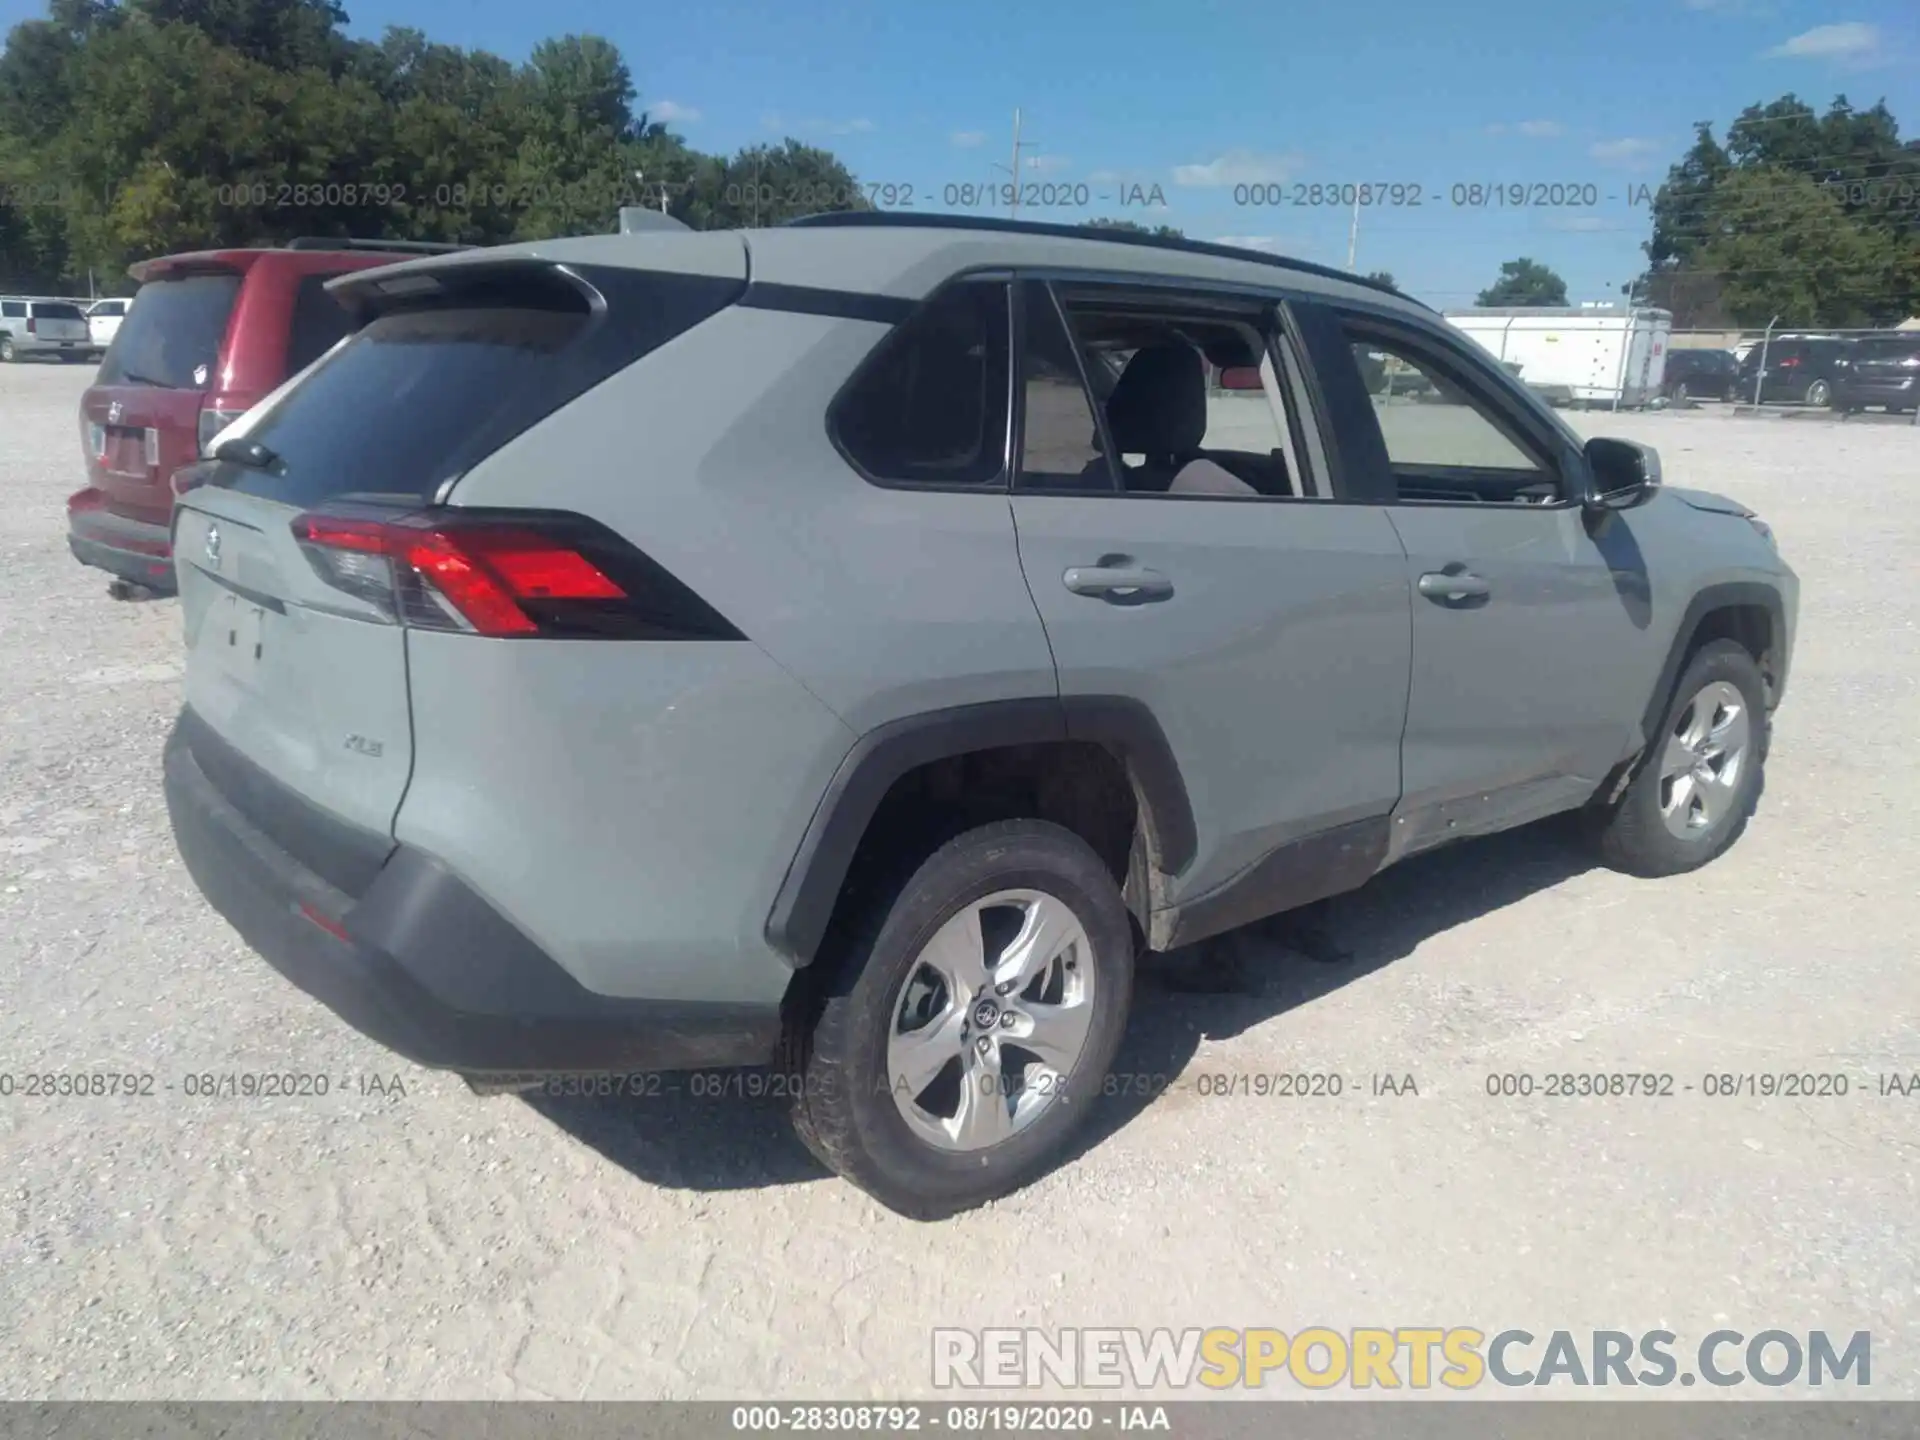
left=1289, top=297, right=1662, bottom=861
left=1005, top=277, right=1413, bottom=923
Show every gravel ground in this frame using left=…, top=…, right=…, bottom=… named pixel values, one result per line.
left=1, top=361, right=1915, bottom=1400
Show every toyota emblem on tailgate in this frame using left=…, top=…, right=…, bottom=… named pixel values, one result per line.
left=107, top=402, right=122, bottom=424
left=204, top=524, right=221, bottom=565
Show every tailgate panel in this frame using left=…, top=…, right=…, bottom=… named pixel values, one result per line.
left=173, top=497, right=414, bottom=843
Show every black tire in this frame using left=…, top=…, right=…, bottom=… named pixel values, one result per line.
left=790, top=819, right=1135, bottom=1219
left=1672, top=380, right=1690, bottom=404
left=1804, top=379, right=1831, bottom=407
left=1590, top=640, right=1768, bottom=878
left=0, top=339, right=15, bottom=363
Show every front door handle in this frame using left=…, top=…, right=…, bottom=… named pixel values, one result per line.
left=1062, top=564, right=1174, bottom=603
left=1417, top=570, right=1492, bottom=602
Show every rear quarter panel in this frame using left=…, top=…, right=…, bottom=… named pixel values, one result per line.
left=418, top=299, right=1058, bottom=1001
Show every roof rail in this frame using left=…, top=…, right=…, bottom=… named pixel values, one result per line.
left=780, top=211, right=1417, bottom=305
left=283, top=237, right=472, bottom=254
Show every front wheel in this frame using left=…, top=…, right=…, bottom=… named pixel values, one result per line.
left=0, top=339, right=15, bottom=363
left=790, top=820, right=1135, bottom=1218
left=1671, top=380, right=1690, bottom=404
left=1589, top=640, right=1768, bottom=877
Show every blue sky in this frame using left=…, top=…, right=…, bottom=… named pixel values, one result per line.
left=12, top=0, right=1917, bottom=304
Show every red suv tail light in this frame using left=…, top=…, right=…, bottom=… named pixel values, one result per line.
left=1777, top=356, right=1801, bottom=368
left=290, top=508, right=742, bottom=641
left=25, top=318, right=36, bottom=335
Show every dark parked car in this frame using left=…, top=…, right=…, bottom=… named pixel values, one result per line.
left=1735, top=336, right=1849, bottom=407
left=1830, top=334, right=1920, bottom=415
left=1662, top=347, right=1738, bottom=403
left=69, top=238, right=466, bottom=596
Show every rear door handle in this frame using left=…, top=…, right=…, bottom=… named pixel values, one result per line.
left=1417, top=570, right=1491, bottom=602
left=1062, top=564, right=1174, bottom=602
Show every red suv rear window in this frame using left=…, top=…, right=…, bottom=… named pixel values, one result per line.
left=97, top=272, right=240, bottom=390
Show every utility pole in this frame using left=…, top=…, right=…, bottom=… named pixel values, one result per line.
left=1346, top=191, right=1360, bottom=270
left=993, top=109, right=1039, bottom=220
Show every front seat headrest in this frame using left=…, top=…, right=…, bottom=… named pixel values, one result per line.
left=1105, top=344, right=1206, bottom=457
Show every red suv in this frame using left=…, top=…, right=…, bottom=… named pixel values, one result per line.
left=68, top=238, right=465, bottom=594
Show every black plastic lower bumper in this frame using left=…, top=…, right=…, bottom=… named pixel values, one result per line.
left=68, top=533, right=178, bottom=592
left=163, top=712, right=782, bottom=1074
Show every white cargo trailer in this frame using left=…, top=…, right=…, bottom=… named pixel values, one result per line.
left=1442, top=306, right=1673, bottom=408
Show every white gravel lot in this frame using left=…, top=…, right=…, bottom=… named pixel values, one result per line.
left=1, top=360, right=1915, bottom=1400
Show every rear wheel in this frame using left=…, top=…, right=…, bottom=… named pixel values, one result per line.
left=1805, top=379, right=1832, bottom=407
left=790, top=820, right=1135, bottom=1218
left=1672, top=380, right=1690, bottom=403
left=1590, top=640, right=1768, bottom=877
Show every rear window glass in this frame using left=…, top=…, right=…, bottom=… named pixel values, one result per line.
left=30, top=302, right=84, bottom=320
left=232, top=305, right=591, bottom=508
left=97, top=272, right=240, bottom=389
left=1853, top=338, right=1920, bottom=360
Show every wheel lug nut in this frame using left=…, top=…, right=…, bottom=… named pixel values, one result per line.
left=999, top=1011, right=1017, bottom=1029
left=976, top=1037, right=992, bottom=1055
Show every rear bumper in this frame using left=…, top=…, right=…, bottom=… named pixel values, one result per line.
left=1835, top=379, right=1918, bottom=408
left=67, top=492, right=177, bottom=591
left=163, top=711, right=782, bottom=1075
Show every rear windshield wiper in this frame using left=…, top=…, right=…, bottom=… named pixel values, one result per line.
left=212, top=435, right=284, bottom=472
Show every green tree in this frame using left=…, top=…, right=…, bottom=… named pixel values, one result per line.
left=1364, top=269, right=1396, bottom=288
left=1692, top=165, right=1901, bottom=326
left=1082, top=216, right=1185, bottom=239
left=674, top=140, right=868, bottom=229
left=1637, top=94, right=1920, bottom=327
left=1476, top=257, right=1568, bottom=306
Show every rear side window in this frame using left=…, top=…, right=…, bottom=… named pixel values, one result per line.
left=222, top=264, right=742, bottom=509
left=31, top=302, right=84, bottom=321
left=286, top=274, right=355, bottom=372
left=2, top=301, right=24, bottom=318
left=832, top=281, right=1010, bottom=487
left=97, top=272, right=241, bottom=389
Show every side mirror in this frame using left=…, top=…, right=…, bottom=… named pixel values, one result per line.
left=1583, top=437, right=1662, bottom=511
left=1217, top=365, right=1263, bottom=391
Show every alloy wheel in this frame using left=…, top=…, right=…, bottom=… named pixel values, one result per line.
left=1657, top=680, right=1751, bottom=839
left=885, top=889, right=1097, bottom=1152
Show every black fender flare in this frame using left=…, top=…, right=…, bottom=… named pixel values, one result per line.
left=764, top=696, right=1196, bottom=966
left=1637, top=581, right=1788, bottom=750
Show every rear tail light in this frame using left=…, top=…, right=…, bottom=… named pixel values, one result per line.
left=197, top=405, right=245, bottom=455
left=143, top=427, right=160, bottom=468
left=25, top=318, right=35, bottom=335
left=290, top=508, right=743, bottom=641
left=1777, top=357, right=1800, bottom=368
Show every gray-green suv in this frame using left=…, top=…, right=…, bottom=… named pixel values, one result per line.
left=162, top=215, right=1797, bottom=1218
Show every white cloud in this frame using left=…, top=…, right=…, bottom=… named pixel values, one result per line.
left=1025, top=153, right=1072, bottom=174
left=1173, top=150, right=1306, bottom=187
left=1543, top=214, right=1617, bottom=233
left=650, top=100, right=700, bottom=124
left=762, top=112, right=875, bottom=136
left=1589, top=136, right=1662, bottom=169
left=1765, top=21, right=1878, bottom=57
left=951, top=130, right=986, bottom=148
left=1212, top=235, right=1281, bottom=251
left=1488, top=119, right=1566, bottom=138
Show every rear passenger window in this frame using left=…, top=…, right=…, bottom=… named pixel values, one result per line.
left=833, top=281, right=1010, bottom=487
left=286, top=274, right=355, bottom=372
left=2, top=302, right=24, bottom=318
